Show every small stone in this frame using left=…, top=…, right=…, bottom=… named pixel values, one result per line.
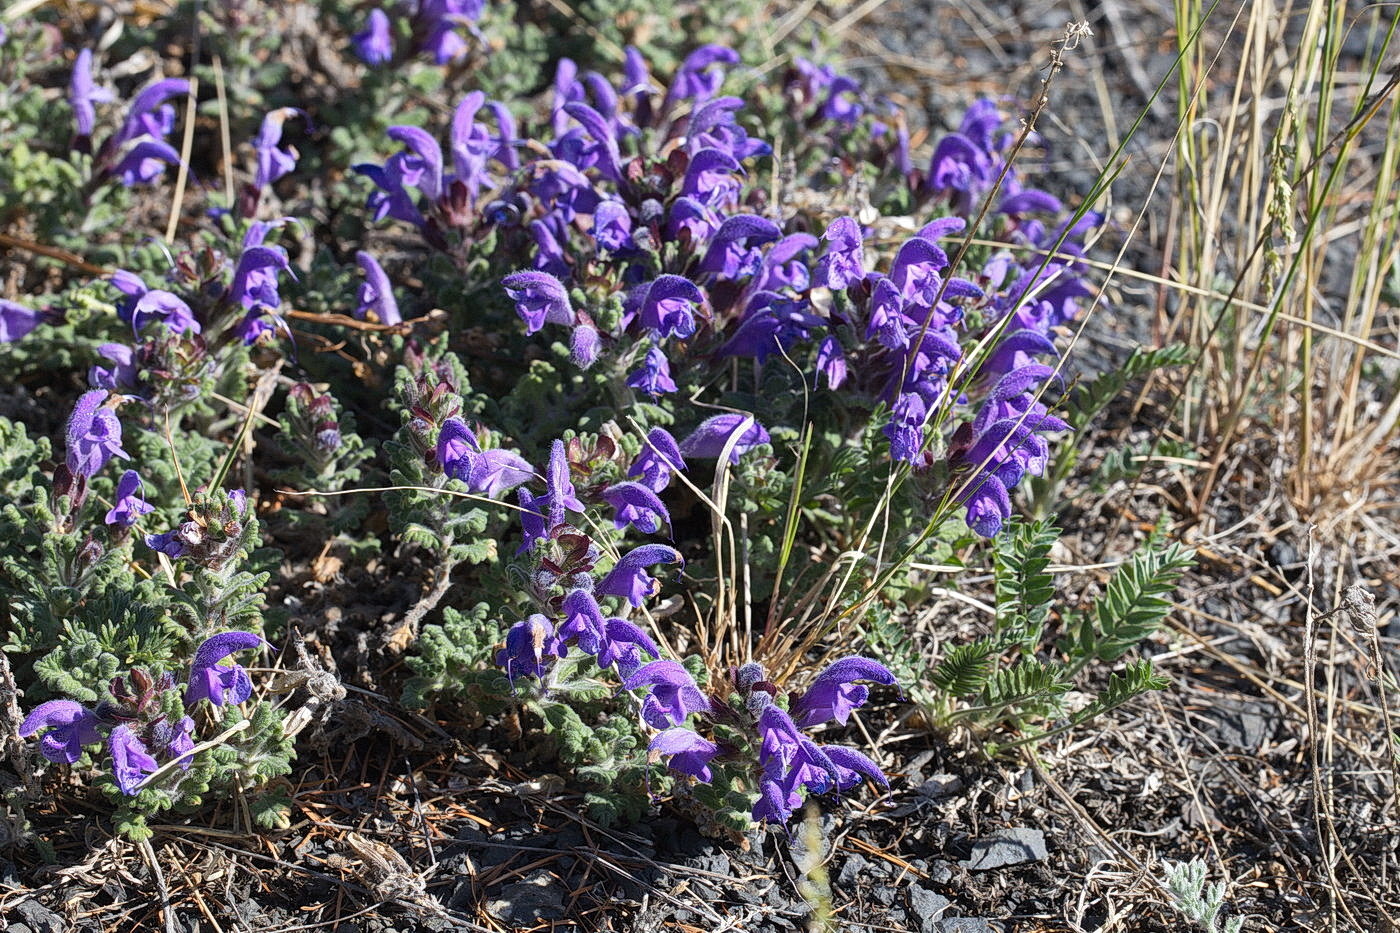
left=908, top=886, right=952, bottom=933
left=485, top=869, right=567, bottom=924
left=927, top=860, right=954, bottom=884
left=15, top=901, right=65, bottom=933
left=916, top=774, right=963, bottom=799
left=960, top=828, right=1047, bottom=870
left=691, top=851, right=730, bottom=875
left=939, top=918, right=995, bottom=933
left=836, top=853, right=871, bottom=887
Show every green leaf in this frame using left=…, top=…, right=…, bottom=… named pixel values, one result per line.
left=1089, top=542, right=1195, bottom=663
left=993, top=519, right=1059, bottom=655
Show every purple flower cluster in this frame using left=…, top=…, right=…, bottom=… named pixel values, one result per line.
left=353, top=0, right=484, bottom=66
left=808, top=208, right=1087, bottom=533
left=476, top=425, right=896, bottom=825
left=69, top=50, right=188, bottom=187
left=354, top=46, right=1093, bottom=536
left=92, top=216, right=299, bottom=417
left=649, top=656, right=898, bottom=824
left=494, top=536, right=678, bottom=686
left=355, top=46, right=813, bottom=398
left=19, top=632, right=263, bottom=794
left=791, top=98, right=1101, bottom=535
left=145, top=488, right=252, bottom=571
left=471, top=430, right=692, bottom=690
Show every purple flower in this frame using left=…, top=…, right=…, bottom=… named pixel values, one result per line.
left=697, top=214, right=782, bottom=279
left=254, top=108, right=303, bottom=189
left=756, top=704, right=805, bottom=774
left=355, top=251, right=401, bottom=325
left=601, top=481, right=670, bottom=534
left=355, top=156, right=424, bottom=227
left=866, top=277, right=910, bottom=350
left=814, top=217, right=864, bottom=290
left=597, top=544, right=683, bottom=607
left=666, top=45, right=740, bottom=104
left=949, top=404, right=1068, bottom=539
left=626, top=346, right=678, bottom=397
left=558, top=589, right=606, bottom=653
left=111, top=139, right=181, bottom=187
left=436, top=418, right=534, bottom=497
left=423, top=16, right=469, bottom=64
left=960, top=471, right=1012, bottom=537
left=229, top=245, right=292, bottom=312
left=815, top=335, right=847, bottom=389
left=526, top=159, right=598, bottom=221
left=790, top=656, right=898, bottom=728
left=632, top=275, right=704, bottom=339
left=66, top=390, right=129, bottom=478
left=0, top=299, right=40, bottom=343
left=679, top=414, right=769, bottom=463
left=889, top=237, right=950, bottom=306
left=667, top=197, right=721, bottom=243
left=792, top=57, right=836, bottom=105
left=820, top=75, right=864, bottom=123
left=19, top=700, right=102, bottom=765
left=627, top=428, right=686, bottom=493
left=90, top=343, right=136, bottom=390
left=718, top=293, right=823, bottom=363
left=515, top=488, right=548, bottom=554
left=974, top=364, right=1062, bottom=426
left=551, top=58, right=585, bottom=134
left=475, top=449, right=537, bottom=499
left=999, top=188, right=1062, bottom=216
left=387, top=125, right=444, bottom=201
left=185, top=631, right=264, bottom=707
left=927, top=133, right=994, bottom=212
left=756, top=233, right=817, bottom=292
left=111, top=78, right=189, bottom=150
left=109, top=725, right=159, bottom=795
left=979, top=329, right=1057, bottom=381
left=105, top=469, right=155, bottom=528
left=497, top=614, right=563, bottom=683
left=543, top=438, right=585, bottom=526
left=592, top=200, right=634, bottom=252
left=130, top=289, right=200, bottom=335
left=69, top=49, right=114, bottom=139
left=824, top=745, right=889, bottom=791
left=596, top=617, right=661, bottom=677
left=154, top=715, right=197, bottom=771
left=502, top=270, right=573, bottom=335
left=649, top=728, right=720, bottom=782
left=354, top=8, right=394, bottom=65
left=449, top=91, right=516, bottom=191
left=752, top=776, right=803, bottom=824
left=146, top=522, right=198, bottom=559
left=623, top=660, right=711, bottom=728
left=529, top=218, right=569, bottom=278
left=884, top=393, right=927, bottom=464
left=570, top=322, right=602, bottom=369
left=681, top=148, right=742, bottom=208
left=563, top=102, right=622, bottom=181
left=437, top=418, right=480, bottom=480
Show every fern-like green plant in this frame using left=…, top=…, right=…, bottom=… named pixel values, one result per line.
left=1063, top=541, right=1195, bottom=675
left=924, top=520, right=1191, bottom=751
